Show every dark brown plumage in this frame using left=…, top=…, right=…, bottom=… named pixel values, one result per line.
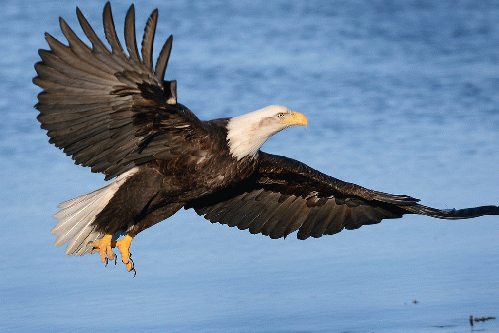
left=34, top=2, right=499, bottom=273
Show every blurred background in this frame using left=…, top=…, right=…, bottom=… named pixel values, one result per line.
left=1, top=0, right=498, bottom=331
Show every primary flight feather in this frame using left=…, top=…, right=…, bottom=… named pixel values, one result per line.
left=34, top=2, right=499, bottom=274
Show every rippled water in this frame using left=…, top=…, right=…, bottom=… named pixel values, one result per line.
left=1, top=0, right=498, bottom=332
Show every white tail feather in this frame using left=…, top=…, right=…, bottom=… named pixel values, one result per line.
left=51, top=168, right=139, bottom=256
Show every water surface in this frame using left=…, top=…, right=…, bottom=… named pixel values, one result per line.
left=1, top=0, right=498, bottom=332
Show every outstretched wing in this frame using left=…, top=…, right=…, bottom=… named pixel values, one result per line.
left=34, top=2, right=205, bottom=180
left=188, top=152, right=499, bottom=239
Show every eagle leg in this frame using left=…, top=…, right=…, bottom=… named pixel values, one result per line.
left=113, top=235, right=135, bottom=275
left=89, top=235, right=116, bottom=264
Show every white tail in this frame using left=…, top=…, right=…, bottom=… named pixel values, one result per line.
left=51, top=168, right=139, bottom=256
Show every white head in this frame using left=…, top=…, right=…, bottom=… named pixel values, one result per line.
left=226, top=105, right=308, bottom=160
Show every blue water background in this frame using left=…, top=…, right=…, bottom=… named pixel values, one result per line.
left=1, top=0, right=498, bottom=332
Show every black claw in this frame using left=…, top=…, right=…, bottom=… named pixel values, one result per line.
left=129, top=257, right=136, bottom=278
left=114, top=256, right=117, bottom=265
left=104, top=255, right=117, bottom=267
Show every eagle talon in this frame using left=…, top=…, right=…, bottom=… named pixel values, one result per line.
left=104, top=255, right=117, bottom=267
left=128, top=258, right=136, bottom=277
left=114, top=235, right=135, bottom=273
left=123, top=255, right=134, bottom=273
left=88, top=234, right=135, bottom=272
left=89, top=235, right=115, bottom=264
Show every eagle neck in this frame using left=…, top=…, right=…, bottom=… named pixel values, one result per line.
left=226, top=114, right=275, bottom=160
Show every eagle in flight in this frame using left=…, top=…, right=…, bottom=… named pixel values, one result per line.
left=34, top=2, right=499, bottom=275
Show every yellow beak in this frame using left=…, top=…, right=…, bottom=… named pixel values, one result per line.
left=280, top=111, right=308, bottom=129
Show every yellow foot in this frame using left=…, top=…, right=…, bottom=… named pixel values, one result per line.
left=89, top=234, right=115, bottom=264
left=113, top=235, right=135, bottom=276
left=89, top=234, right=136, bottom=275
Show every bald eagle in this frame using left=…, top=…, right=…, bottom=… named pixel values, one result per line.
left=34, top=2, right=499, bottom=275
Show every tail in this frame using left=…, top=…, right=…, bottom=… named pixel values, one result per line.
left=403, top=203, right=499, bottom=219
left=50, top=168, right=138, bottom=256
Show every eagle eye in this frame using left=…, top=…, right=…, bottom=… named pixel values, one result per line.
left=277, top=113, right=285, bottom=118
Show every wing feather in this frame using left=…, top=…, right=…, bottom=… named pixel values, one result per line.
left=45, top=31, right=112, bottom=79
left=33, top=63, right=110, bottom=90
left=34, top=2, right=208, bottom=180
left=124, top=5, right=141, bottom=64
left=269, top=197, right=306, bottom=239
left=102, top=3, right=129, bottom=64
left=309, top=200, right=341, bottom=238
left=155, top=35, right=173, bottom=83
left=188, top=152, right=499, bottom=240
left=142, top=9, right=158, bottom=70
left=59, top=18, right=116, bottom=74
left=247, top=193, right=282, bottom=234
left=37, top=48, right=115, bottom=85
left=261, top=195, right=297, bottom=237
left=75, top=7, right=124, bottom=72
